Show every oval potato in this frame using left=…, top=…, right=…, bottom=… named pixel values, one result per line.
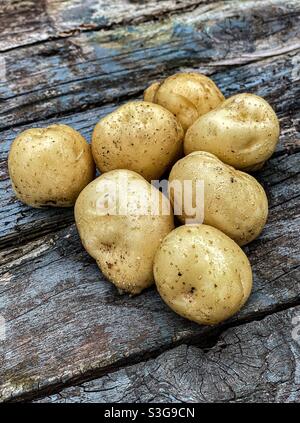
left=92, top=101, right=184, bottom=181
left=154, top=224, right=253, bottom=325
left=184, top=93, right=280, bottom=170
left=8, top=124, right=95, bottom=207
left=169, top=151, right=268, bottom=246
left=75, top=169, right=174, bottom=294
left=144, top=73, right=224, bottom=131
left=144, top=82, right=161, bottom=103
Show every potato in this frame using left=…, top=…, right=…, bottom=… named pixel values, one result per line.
left=169, top=151, right=268, bottom=246
left=8, top=124, right=95, bottom=208
left=144, top=73, right=224, bottom=131
left=144, top=82, right=161, bottom=103
left=185, top=93, right=280, bottom=170
left=75, top=169, right=174, bottom=294
left=154, top=224, right=252, bottom=325
left=92, top=101, right=184, bottom=181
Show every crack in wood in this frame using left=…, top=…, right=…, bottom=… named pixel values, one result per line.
left=17, top=302, right=300, bottom=402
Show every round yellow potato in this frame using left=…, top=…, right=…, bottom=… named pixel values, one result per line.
left=143, top=73, right=224, bottom=131
left=169, top=151, right=268, bottom=246
left=144, top=82, right=161, bottom=103
left=8, top=124, right=95, bottom=208
left=92, top=101, right=184, bottom=181
left=185, top=93, right=280, bottom=170
left=154, top=224, right=253, bottom=325
left=75, top=169, right=174, bottom=294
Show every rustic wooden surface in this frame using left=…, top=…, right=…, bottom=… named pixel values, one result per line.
left=0, top=0, right=299, bottom=402
left=37, top=306, right=300, bottom=403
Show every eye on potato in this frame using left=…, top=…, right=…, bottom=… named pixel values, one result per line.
left=154, top=224, right=253, bottom=325
left=169, top=151, right=268, bottom=246
left=8, top=124, right=95, bottom=208
left=184, top=93, right=280, bottom=170
left=91, top=101, right=184, bottom=182
left=75, top=169, right=174, bottom=295
left=144, top=72, right=224, bottom=131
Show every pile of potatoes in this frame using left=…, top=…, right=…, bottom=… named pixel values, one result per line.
left=8, top=72, right=280, bottom=325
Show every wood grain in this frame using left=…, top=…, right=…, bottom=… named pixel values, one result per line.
left=0, top=0, right=212, bottom=52
left=36, top=306, right=300, bottom=403
left=0, top=0, right=299, bottom=129
left=0, top=150, right=299, bottom=401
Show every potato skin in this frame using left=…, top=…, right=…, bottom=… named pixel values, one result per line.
left=154, top=224, right=252, bottom=325
left=75, top=169, right=174, bottom=295
left=143, top=73, right=224, bottom=131
left=8, top=124, right=95, bottom=208
left=169, top=151, right=268, bottom=246
left=91, top=101, right=184, bottom=182
left=144, top=82, right=161, bottom=103
left=185, top=93, right=280, bottom=170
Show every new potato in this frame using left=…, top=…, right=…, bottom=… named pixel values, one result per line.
left=185, top=93, right=280, bottom=170
left=8, top=124, right=95, bottom=207
left=144, top=72, right=224, bottom=131
left=92, top=101, right=184, bottom=181
left=169, top=151, right=268, bottom=246
left=154, top=224, right=253, bottom=325
left=75, top=169, right=174, bottom=295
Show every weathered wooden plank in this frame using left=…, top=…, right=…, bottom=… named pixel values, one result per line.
left=1, top=0, right=299, bottom=129
left=0, top=0, right=56, bottom=52
left=36, top=306, right=300, bottom=403
left=1, top=51, right=299, bottom=249
left=0, top=150, right=299, bottom=402
left=0, top=0, right=212, bottom=52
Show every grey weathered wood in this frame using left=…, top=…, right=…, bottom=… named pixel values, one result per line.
left=0, top=0, right=299, bottom=129
left=1, top=0, right=300, bottom=405
left=1, top=52, right=299, bottom=249
left=0, top=149, right=299, bottom=402
left=36, top=306, right=300, bottom=403
left=0, top=0, right=211, bottom=52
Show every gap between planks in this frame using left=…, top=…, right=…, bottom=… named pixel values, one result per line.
left=11, top=298, right=300, bottom=403
left=35, top=304, right=300, bottom=403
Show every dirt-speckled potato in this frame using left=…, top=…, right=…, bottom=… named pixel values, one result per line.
left=8, top=124, right=95, bottom=208
left=144, top=73, right=224, bottom=131
left=169, top=151, right=268, bottom=246
left=154, top=224, right=252, bottom=325
left=185, top=93, right=280, bottom=170
left=92, top=101, right=184, bottom=181
left=75, top=169, right=174, bottom=295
